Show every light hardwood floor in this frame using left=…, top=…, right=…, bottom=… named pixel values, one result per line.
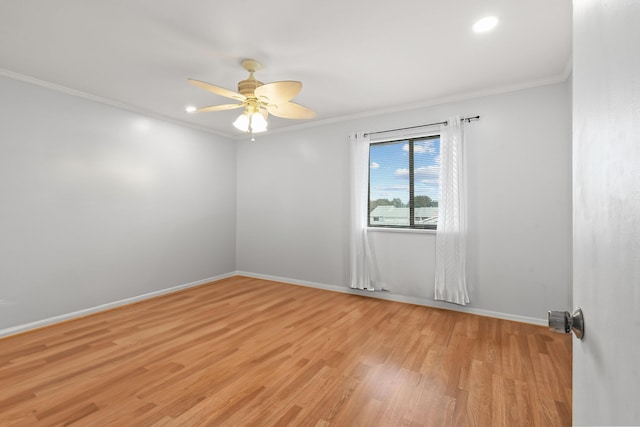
left=0, top=276, right=572, bottom=426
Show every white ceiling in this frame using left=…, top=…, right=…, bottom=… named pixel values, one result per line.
left=0, top=1, right=572, bottom=137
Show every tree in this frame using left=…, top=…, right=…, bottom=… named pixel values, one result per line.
left=414, top=195, right=433, bottom=208
left=391, top=198, right=404, bottom=208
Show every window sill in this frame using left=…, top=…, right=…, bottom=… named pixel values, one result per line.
left=367, top=227, right=436, bottom=235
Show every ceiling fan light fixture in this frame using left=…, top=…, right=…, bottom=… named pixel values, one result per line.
left=233, top=112, right=250, bottom=132
left=232, top=109, right=268, bottom=134
left=250, top=111, right=268, bottom=133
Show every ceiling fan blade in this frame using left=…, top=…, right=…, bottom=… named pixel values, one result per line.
left=266, top=101, right=316, bottom=119
left=188, top=78, right=246, bottom=101
left=195, top=103, right=244, bottom=113
left=255, top=81, right=302, bottom=103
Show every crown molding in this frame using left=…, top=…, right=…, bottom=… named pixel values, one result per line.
left=1, top=66, right=571, bottom=142
left=246, top=70, right=572, bottom=140
left=0, top=67, right=235, bottom=139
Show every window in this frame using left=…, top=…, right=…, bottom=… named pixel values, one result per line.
left=368, top=135, right=440, bottom=229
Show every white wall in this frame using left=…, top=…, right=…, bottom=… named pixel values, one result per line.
left=237, top=81, right=572, bottom=322
left=0, top=74, right=571, bottom=333
left=0, top=76, right=237, bottom=332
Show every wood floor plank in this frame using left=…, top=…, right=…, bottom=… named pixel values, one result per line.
left=0, top=276, right=572, bottom=426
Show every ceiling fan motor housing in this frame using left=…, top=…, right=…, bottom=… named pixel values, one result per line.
left=238, top=77, right=263, bottom=98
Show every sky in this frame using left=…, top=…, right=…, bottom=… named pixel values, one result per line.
left=369, top=137, right=440, bottom=204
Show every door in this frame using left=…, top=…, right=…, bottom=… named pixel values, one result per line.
left=573, top=1, right=640, bottom=425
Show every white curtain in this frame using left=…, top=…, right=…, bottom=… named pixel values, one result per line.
left=349, top=132, right=375, bottom=290
left=434, top=116, right=470, bottom=305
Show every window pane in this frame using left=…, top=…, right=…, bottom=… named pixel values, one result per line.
left=369, top=140, right=409, bottom=226
left=413, top=137, right=440, bottom=226
left=368, top=136, right=440, bottom=229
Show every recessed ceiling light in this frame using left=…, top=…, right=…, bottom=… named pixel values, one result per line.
left=473, top=16, right=498, bottom=33
left=185, top=105, right=197, bottom=113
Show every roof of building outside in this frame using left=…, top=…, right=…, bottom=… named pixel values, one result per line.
left=370, top=206, right=439, bottom=218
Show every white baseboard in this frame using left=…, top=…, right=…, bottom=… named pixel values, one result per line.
left=235, top=270, right=547, bottom=326
left=1, top=270, right=546, bottom=339
left=0, top=272, right=236, bottom=338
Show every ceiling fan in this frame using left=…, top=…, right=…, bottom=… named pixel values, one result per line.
left=188, top=59, right=316, bottom=138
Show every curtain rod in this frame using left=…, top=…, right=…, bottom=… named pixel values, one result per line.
left=364, top=115, right=480, bottom=137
